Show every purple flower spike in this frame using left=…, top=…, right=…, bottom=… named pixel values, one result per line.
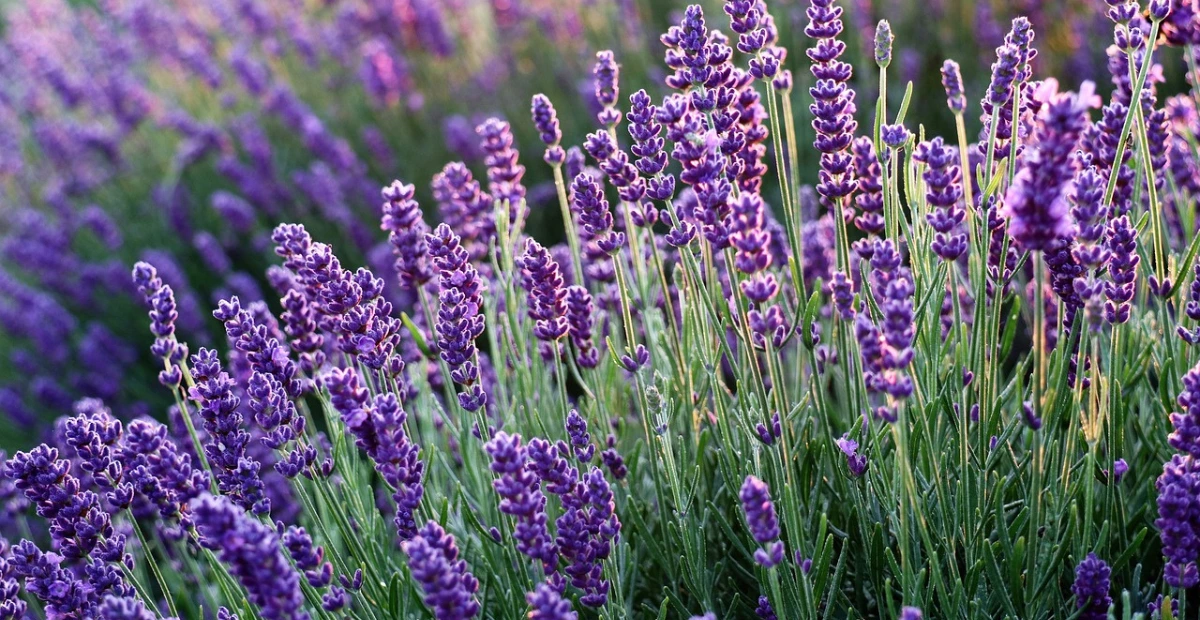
left=1072, top=553, right=1112, bottom=620
left=1004, top=81, right=1095, bottom=251
left=900, top=607, right=923, bottom=620
left=740, top=475, right=784, bottom=567
left=531, top=94, right=565, bottom=165
left=571, top=172, right=625, bottom=254
left=565, top=286, right=600, bottom=368
left=835, top=433, right=868, bottom=476
left=594, top=51, right=622, bottom=127
left=487, top=432, right=558, bottom=573
left=189, top=349, right=268, bottom=515
left=914, top=137, right=966, bottom=261
left=941, top=60, right=966, bottom=114
left=403, top=521, right=481, bottom=619
left=380, top=180, right=432, bottom=290
left=527, top=581, right=577, bottom=620
left=191, top=494, right=305, bottom=620
left=519, top=239, right=570, bottom=344
left=1104, top=215, right=1139, bottom=324
left=427, top=224, right=488, bottom=411
left=806, top=0, right=858, bottom=210
left=131, top=261, right=185, bottom=386
left=477, top=118, right=526, bottom=225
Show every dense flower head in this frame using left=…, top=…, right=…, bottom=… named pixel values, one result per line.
left=914, top=137, right=966, bottom=260
left=486, top=431, right=558, bottom=573
left=1072, top=553, right=1112, bottom=620
left=1158, top=453, right=1200, bottom=587
left=571, top=172, right=625, bottom=254
left=565, top=286, right=600, bottom=368
left=380, top=180, right=432, bottom=290
left=531, top=94, right=565, bottom=164
left=427, top=223, right=487, bottom=411
left=874, top=20, right=893, bottom=67
left=191, top=493, right=307, bottom=620
left=593, top=51, right=622, bottom=127
left=1004, top=81, right=1095, bottom=251
left=527, top=581, right=577, bottom=620
left=739, top=475, right=783, bottom=566
left=806, top=0, right=858, bottom=206
left=404, top=520, right=481, bottom=619
left=432, top=161, right=496, bottom=263
left=520, top=239, right=570, bottom=343
left=189, top=348, right=268, bottom=515
left=476, top=118, right=526, bottom=224
left=941, top=59, right=966, bottom=114
left=851, top=136, right=884, bottom=237
left=1104, top=215, right=1139, bottom=324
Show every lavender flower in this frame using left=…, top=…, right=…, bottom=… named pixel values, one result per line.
left=531, top=94, right=565, bottom=165
left=756, top=596, right=778, bottom=619
left=593, top=51, right=621, bottom=127
left=189, top=348, right=268, bottom=514
left=739, top=475, right=784, bottom=567
left=571, top=172, right=625, bottom=254
left=565, top=286, right=600, bottom=368
left=874, top=20, right=893, bottom=67
left=527, top=581, right=577, bottom=620
left=835, top=434, right=868, bottom=477
left=900, top=607, right=923, bottom=620
left=427, top=224, right=487, bottom=411
left=380, top=180, right=432, bottom=290
left=1104, top=215, right=1139, bottom=324
left=131, top=261, right=185, bottom=386
left=477, top=118, right=526, bottom=224
left=1158, top=453, right=1200, bottom=587
left=566, top=410, right=595, bottom=462
left=486, top=432, right=558, bottom=573
left=403, top=520, right=481, bottom=619
left=1072, top=553, right=1112, bottom=620
left=941, top=60, right=966, bottom=114
left=519, top=239, right=570, bottom=343
left=915, top=137, right=966, bottom=260
left=1004, top=81, right=1094, bottom=251
left=282, top=526, right=333, bottom=588
left=807, top=0, right=858, bottom=210
left=191, top=493, right=306, bottom=620
left=432, top=162, right=496, bottom=263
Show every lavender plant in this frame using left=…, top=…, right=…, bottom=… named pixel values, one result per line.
left=3, top=0, right=1200, bottom=619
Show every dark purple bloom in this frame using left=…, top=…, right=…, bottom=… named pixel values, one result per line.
left=835, top=433, right=868, bottom=477
left=1104, top=215, right=1139, bottom=324
left=739, top=475, right=783, bottom=567
left=852, top=137, right=884, bottom=238
left=282, top=525, right=333, bottom=588
left=1072, top=553, right=1112, bottom=620
left=1158, top=453, right=1200, bottom=587
left=427, top=224, right=487, bottom=412
left=571, top=172, right=625, bottom=255
left=915, top=137, right=966, bottom=260
left=131, top=261, right=185, bottom=387
left=519, top=239, right=570, bottom=343
left=565, top=286, right=600, bottom=368
left=594, top=51, right=621, bottom=127
left=1004, top=81, right=1094, bottom=251
left=756, top=595, right=777, bottom=619
left=531, top=94, right=565, bottom=165
left=527, top=581, right=576, bottom=619
left=900, top=607, right=922, bottom=620
left=566, top=410, right=595, bottom=462
left=432, top=162, right=496, bottom=264
left=191, top=493, right=306, bottom=620
left=941, top=60, right=966, bottom=114
left=403, top=520, right=481, bottom=619
left=189, top=348, right=268, bottom=515
left=601, top=447, right=627, bottom=480
left=486, top=432, right=558, bottom=573
left=477, top=118, right=526, bottom=225
left=806, top=0, right=858, bottom=209
left=381, top=180, right=433, bottom=290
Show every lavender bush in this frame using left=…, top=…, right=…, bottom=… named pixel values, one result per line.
left=2, top=0, right=1200, bottom=618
